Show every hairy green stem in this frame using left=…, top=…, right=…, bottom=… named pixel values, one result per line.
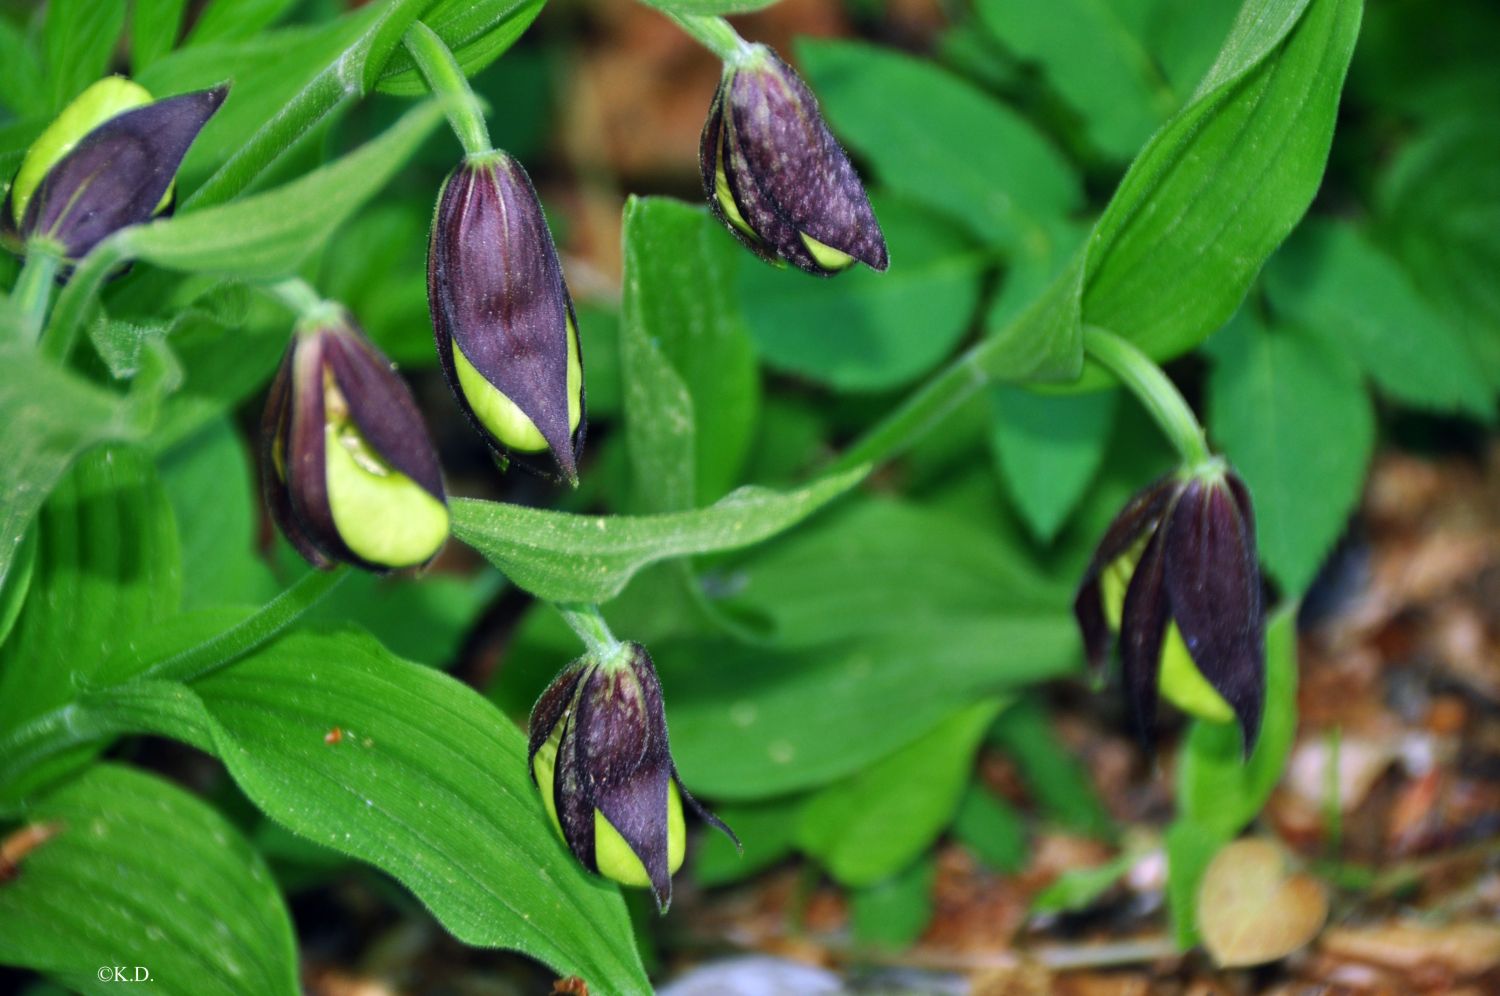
left=39, top=232, right=127, bottom=363
left=402, top=21, right=492, bottom=158
left=668, top=13, right=758, bottom=65
left=1082, top=326, right=1210, bottom=468
left=554, top=603, right=628, bottom=667
left=9, top=242, right=62, bottom=345
left=265, top=276, right=342, bottom=330
left=827, top=337, right=994, bottom=474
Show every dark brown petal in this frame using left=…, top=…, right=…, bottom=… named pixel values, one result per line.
left=1162, top=478, right=1266, bottom=752
left=553, top=700, right=598, bottom=871
left=1120, top=529, right=1171, bottom=747
left=259, top=343, right=332, bottom=570
left=427, top=156, right=582, bottom=479
left=23, top=85, right=227, bottom=258
left=1072, top=474, right=1182, bottom=674
left=675, top=773, right=739, bottom=851
left=323, top=321, right=445, bottom=502
left=719, top=101, right=808, bottom=269
left=527, top=661, right=590, bottom=766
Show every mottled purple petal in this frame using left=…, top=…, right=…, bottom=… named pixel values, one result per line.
left=725, top=51, right=886, bottom=274
left=527, top=661, right=590, bottom=765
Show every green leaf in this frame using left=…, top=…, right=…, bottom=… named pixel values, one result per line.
left=989, top=695, right=1113, bottom=837
left=976, top=0, right=1175, bottom=159
left=78, top=630, right=650, bottom=991
left=300, top=568, right=502, bottom=670
left=952, top=782, right=1028, bottom=873
left=0, top=353, right=148, bottom=594
left=1177, top=606, right=1299, bottom=839
left=377, top=0, right=546, bottom=96
left=0, top=525, right=37, bottom=651
left=741, top=196, right=986, bottom=392
left=0, top=448, right=180, bottom=736
left=620, top=196, right=758, bottom=511
left=139, top=0, right=428, bottom=209
left=636, top=0, right=782, bottom=15
left=1164, top=819, right=1228, bottom=948
left=157, top=420, right=278, bottom=611
left=450, top=467, right=866, bottom=603
left=131, top=0, right=189, bottom=73
left=186, top=0, right=299, bottom=46
left=693, top=796, right=802, bottom=887
left=1378, top=118, right=1500, bottom=393
left=1206, top=314, right=1374, bottom=595
left=0, top=764, right=297, bottom=995
left=119, top=101, right=444, bottom=278
left=667, top=616, right=1075, bottom=799
left=796, top=39, right=1080, bottom=249
left=1031, top=852, right=1134, bottom=915
left=797, top=700, right=1002, bottom=887
left=989, top=385, right=1117, bottom=543
left=0, top=18, right=45, bottom=115
left=850, top=856, right=936, bottom=951
left=44, top=0, right=125, bottom=111
left=1264, top=220, right=1494, bottom=417
left=719, top=498, right=1067, bottom=647
left=1082, top=0, right=1364, bottom=367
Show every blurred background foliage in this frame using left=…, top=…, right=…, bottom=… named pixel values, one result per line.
left=1, top=0, right=1497, bottom=990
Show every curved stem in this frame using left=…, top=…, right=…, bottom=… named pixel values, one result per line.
left=265, top=276, right=342, bottom=330
left=9, top=242, right=61, bottom=345
left=554, top=603, right=629, bottom=669
left=402, top=21, right=492, bottom=158
left=1082, top=326, right=1210, bottom=468
left=667, top=13, right=758, bottom=65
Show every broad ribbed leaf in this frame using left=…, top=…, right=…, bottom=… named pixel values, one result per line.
left=0, top=764, right=297, bottom=995
left=621, top=196, right=758, bottom=511
left=0, top=350, right=145, bottom=579
left=44, top=0, right=125, bottom=111
left=796, top=39, right=1080, bottom=250
left=664, top=616, right=1077, bottom=798
left=72, top=631, right=650, bottom=992
left=741, top=196, right=985, bottom=392
left=1264, top=220, right=1493, bottom=417
left=797, top=700, right=1002, bottom=885
left=1207, top=314, right=1374, bottom=595
left=1081, top=0, right=1363, bottom=365
left=139, top=0, right=429, bottom=209
left=976, top=0, right=1176, bottom=159
left=120, top=102, right=444, bottom=277
left=450, top=467, right=865, bottom=603
left=377, top=0, right=545, bottom=96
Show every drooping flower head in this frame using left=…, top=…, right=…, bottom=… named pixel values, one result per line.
left=262, top=312, right=449, bottom=572
left=427, top=152, right=585, bottom=482
left=2, top=77, right=226, bottom=259
left=529, top=643, right=736, bottom=911
left=700, top=47, right=887, bottom=276
left=1074, top=462, right=1265, bottom=751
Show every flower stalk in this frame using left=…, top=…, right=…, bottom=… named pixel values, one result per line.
left=9, top=243, right=61, bottom=344
left=554, top=602, right=627, bottom=669
left=1081, top=325, right=1211, bottom=469
left=668, top=13, right=757, bottom=65
left=401, top=21, right=492, bottom=158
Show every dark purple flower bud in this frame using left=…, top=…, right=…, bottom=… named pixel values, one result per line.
left=700, top=47, right=887, bottom=276
left=1073, top=465, right=1265, bottom=751
left=427, top=153, right=585, bottom=482
left=261, top=313, right=448, bottom=572
left=2, top=78, right=227, bottom=259
left=528, top=643, right=736, bottom=911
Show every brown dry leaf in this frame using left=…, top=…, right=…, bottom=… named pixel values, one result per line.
left=1321, top=921, right=1500, bottom=979
left=1197, top=839, right=1329, bottom=967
